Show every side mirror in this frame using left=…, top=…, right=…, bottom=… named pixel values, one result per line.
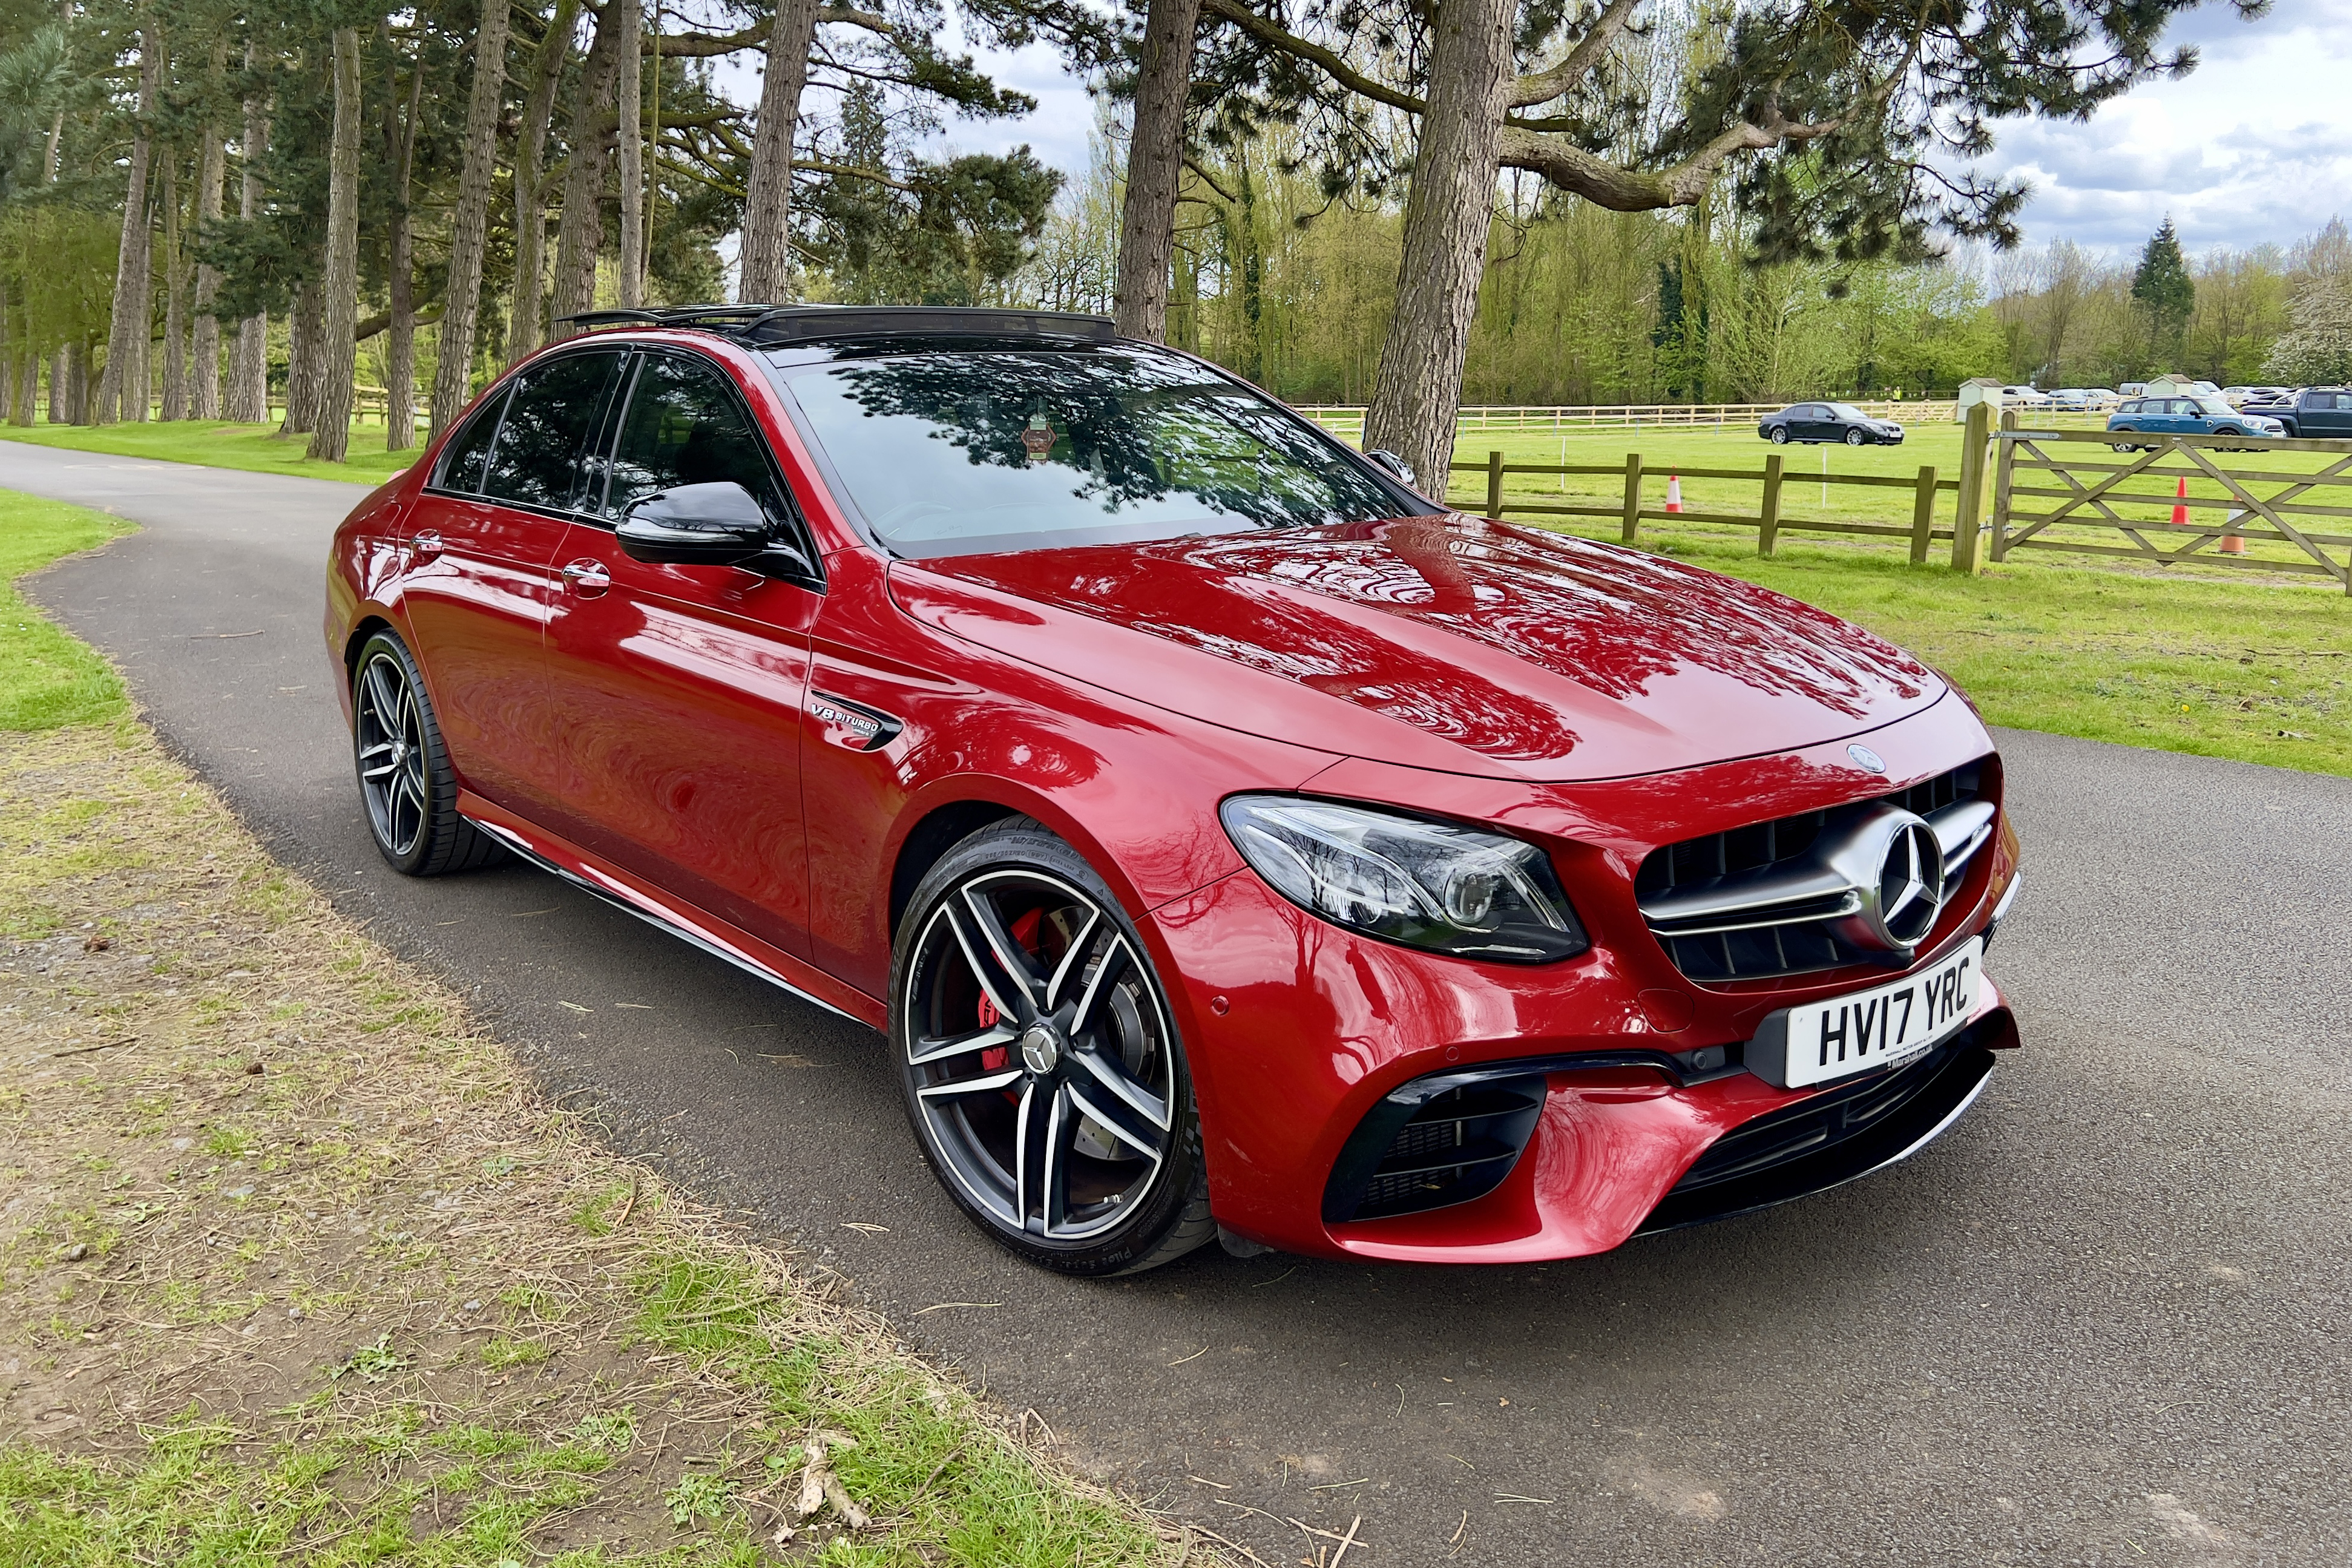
left=1365, top=448, right=1417, bottom=488
left=617, top=482, right=772, bottom=566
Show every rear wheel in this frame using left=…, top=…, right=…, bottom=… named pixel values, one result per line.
left=350, top=630, right=504, bottom=876
left=890, top=820, right=1213, bottom=1275
left=1769, top=426, right=1790, bottom=445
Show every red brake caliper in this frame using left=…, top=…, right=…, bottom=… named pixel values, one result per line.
left=977, top=907, right=1046, bottom=1073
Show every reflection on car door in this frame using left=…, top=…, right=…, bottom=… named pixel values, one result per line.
left=541, top=350, right=822, bottom=956
left=396, top=350, right=622, bottom=815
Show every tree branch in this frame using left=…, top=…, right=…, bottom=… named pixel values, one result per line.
left=1183, top=155, right=1235, bottom=202
left=1197, top=0, right=1426, bottom=115
left=1496, top=100, right=1844, bottom=211
left=1508, top=0, right=1640, bottom=108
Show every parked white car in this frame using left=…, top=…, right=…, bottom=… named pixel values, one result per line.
left=2000, top=384, right=2055, bottom=406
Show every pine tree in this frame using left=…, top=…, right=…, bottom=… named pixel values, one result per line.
left=2132, top=218, right=2195, bottom=369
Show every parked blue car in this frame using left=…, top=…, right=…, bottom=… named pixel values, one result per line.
left=2106, top=395, right=2285, bottom=449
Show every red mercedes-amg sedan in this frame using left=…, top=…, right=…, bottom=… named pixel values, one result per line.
left=325, top=306, right=2022, bottom=1275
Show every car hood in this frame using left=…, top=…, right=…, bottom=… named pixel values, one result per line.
left=888, top=514, right=1945, bottom=782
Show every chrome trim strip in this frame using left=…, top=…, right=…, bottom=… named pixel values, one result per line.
left=468, top=818, right=859, bottom=1023
left=1867, top=1062, right=1994, bottom=1174
left=1991, top=870, right=2023, bottom=924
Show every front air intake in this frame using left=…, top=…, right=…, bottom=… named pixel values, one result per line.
left=1323, top=1074, right=1547, bottom=1223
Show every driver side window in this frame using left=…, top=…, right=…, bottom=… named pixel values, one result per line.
left=605, top=354, right=784, bottom=520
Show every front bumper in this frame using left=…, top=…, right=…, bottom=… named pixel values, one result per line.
left=1146, top=696, right=2020, bottom=1264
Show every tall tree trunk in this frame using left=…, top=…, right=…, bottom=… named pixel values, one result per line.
left=735, top=0, right=818, bottom=304
left=309, top=29, right=363, bottom=462
left=191, top=43, right=226, bottom=419
left=429, top=0, right=513, bottom=441
left=508, top=0, right=579, bottom=363
left=97, top=11, right=162, bottom=425
left=160, top=153, right=188, bottom=420
left=281, top=281, right=320, bottom=434
left=14, top=353, right=34, bottom=427
left=548, top=10, right=622, bottom=336
left=1111, top=0, right=1201, bottom=341
left=1, top=287, right=13, bottom=423
left=1360, top=0, right=1513, bottom=493
left=616, top=0, right=643, bottom=308
left=227, top=45, right=269, bottom=424
left=47, top=347, right=65, bottom=421
left=72, top=339, right=94, bottom=425
left=385, top=48, right=424, bottom=451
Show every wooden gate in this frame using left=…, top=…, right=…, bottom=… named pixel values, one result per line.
left=1991, top=424, right=2352, bottom=591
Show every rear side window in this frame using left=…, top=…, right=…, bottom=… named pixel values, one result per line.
left=435, top=385, right=510, bottom=493
left=482, top=350, right=623, bottom=510
left=604, top=353, right=782, bottom=518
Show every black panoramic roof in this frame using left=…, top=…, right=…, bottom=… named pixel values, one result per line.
left=556, top=304, right=1116, bottom=348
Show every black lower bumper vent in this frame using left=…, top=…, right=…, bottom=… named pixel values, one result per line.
left=1637, top=1021, right=2000, bottom=1235
left=1322, top=1075, right=1547, bottom=1224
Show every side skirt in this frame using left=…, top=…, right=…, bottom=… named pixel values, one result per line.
left=459, top=792, right=887, bottom=1030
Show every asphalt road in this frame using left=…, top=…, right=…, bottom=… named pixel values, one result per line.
left=13, top=441, right=2349, bottom=1567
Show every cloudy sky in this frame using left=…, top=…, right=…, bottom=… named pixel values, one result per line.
left=895, top=0, right=2351, bottom=259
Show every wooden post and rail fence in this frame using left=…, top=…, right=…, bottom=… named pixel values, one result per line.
left=1439, top=400, right=2352, bottom=588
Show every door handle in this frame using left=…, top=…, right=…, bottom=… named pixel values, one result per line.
left=410, top=529, right=443, bottom=561
left=560, top=559, right=612, bottom=597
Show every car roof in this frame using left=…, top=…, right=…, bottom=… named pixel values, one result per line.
left=556, top=304, right=1116, bottom=349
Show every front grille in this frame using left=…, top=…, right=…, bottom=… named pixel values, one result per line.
left=1325, top=1077, right=1546, bottom=1223
left=1636, top=761, right=1989, bottom=982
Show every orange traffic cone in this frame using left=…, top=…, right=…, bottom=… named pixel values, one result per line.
left=1664, top=474, right=1684, bottom=514
left=2171, top=475, right=2189, bottom=527
left=2221, top=508, right=2245, bottom=554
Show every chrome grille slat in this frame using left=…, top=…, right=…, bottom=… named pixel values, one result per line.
left=1637, top=763, right=1991, bottom=983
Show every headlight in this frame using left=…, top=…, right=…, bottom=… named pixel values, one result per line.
left=1219, top=795, right=1589, bottom=963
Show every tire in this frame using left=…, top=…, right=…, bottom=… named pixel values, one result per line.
left=349, top=630, right=506, bottom=876
left=2110, top=430, right=2138, bottom=452
left=1769, top=426, right=1789, bottom=445
left=1844, top=428, right=1866, bottom=446
left=890, top=818, right=1214, bottom=1276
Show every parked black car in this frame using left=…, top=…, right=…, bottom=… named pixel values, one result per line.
left=2236, top=387, right=2352, bottom=439
left=1758, top=402, right=1906, bottom=446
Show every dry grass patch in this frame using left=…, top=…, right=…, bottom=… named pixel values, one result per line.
left=0, top=720, right=1207, bottom=1566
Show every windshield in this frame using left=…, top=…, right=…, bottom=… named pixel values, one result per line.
left=1827, top=404, right=1870, bottom=421
left=772, top=346, right=1420, bottom=558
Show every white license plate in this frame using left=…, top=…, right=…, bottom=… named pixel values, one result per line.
left=1747, top=939, right=1983, bottom=1089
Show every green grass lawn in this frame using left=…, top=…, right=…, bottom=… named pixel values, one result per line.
left=0, top=417, right=412, bottom=487
left=0, top=490, right=131, bottom=729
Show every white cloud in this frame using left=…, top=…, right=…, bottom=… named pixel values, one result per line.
left=1962, top=0, right=2352, bottom=254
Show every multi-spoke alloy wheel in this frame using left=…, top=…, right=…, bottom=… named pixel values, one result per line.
left=893, top=822, right=1213, bottom=1274
left=355, top=648, right=430, bottom=859
left=348, top=631, right=503, bottom=876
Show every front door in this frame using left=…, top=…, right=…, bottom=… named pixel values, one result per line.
left=396, top=349, right=622, bottom=815
left=541, top=349, right=824, bottom=957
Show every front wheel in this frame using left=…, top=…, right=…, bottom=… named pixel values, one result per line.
left=891, top=819, right=1214, bottom=1275
left=350, top=630, right=505, bottom=876
left=1844, top=428, right=1866, bottom=446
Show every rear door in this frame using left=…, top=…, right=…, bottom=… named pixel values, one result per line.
left=396, top=352, right=619, bottom=815
left=540, top=349, right=824, bottom=956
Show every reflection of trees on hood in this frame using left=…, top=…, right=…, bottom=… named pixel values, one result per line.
left=823, top=347, right=1397, bottom=531
left=941, top=514, right=1933, bottom=766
